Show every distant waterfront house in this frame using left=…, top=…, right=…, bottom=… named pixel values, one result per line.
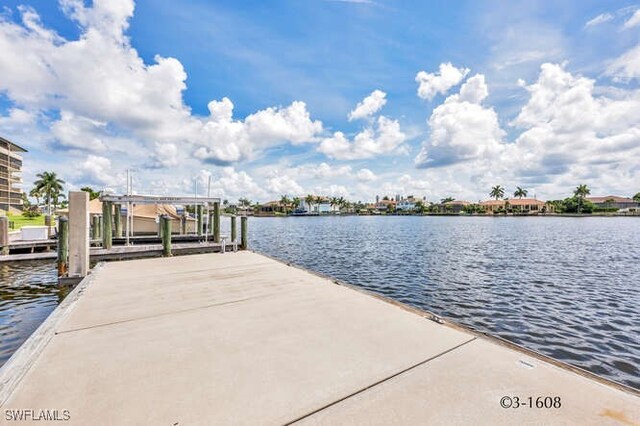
left=586, top=196, right=639, bottom=210
left=479, top=198, right=553, bottom=214
left=396, top=199, right=416, bottom=211
left=478, top=199, right=505, bottom=213
left=258, top=201, right=285, bottom=214
left=396, top=195, right=425, bottom=211
left=440, top=200, right=470, bottom=213
left=0, top=136, right=27, bottom=213
left=297, top=197, right=339, bottom=214
left=375, top=199, right=397, bottom=212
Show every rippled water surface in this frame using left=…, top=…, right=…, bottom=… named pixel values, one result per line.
left=0, top=261, right=59, bottom=366
left=248, top=216, right=640, bottom=389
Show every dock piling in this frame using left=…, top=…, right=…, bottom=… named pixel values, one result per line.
left=68, top=191, right=89, bottom=278
left=197, top=205, right=203, bottom=236
left=161, top=215, right=172, bottom=257
left=0, top=216, right=9, bottom=255
left=213, top=202, right=220, bottom=243
left=230, top=215, right=237, bottom=243
left=113, top=204, right=122, bottom=237
left=57, top=216, right=68, bottom=276
left=91, top=215, right=99, bottom=240
left=241, top=216, right=248, bottom=250
left=102, top=201, right=113, bottom=250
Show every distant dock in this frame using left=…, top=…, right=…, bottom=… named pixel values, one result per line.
left=0, top=251, right=637, bottom=424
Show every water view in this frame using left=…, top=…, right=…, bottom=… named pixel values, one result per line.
left=0, top=261, right=60, bottom=366
left=2, top=216, right=639, bottom=392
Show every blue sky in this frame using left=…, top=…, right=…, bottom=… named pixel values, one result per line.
left=1, top=0, right=640, bottom=202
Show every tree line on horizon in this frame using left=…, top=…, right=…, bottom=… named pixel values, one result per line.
left=16, top=170, right=640, bottom=217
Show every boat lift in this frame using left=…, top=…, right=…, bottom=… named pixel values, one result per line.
left=100, top=195, right=221, bottom=246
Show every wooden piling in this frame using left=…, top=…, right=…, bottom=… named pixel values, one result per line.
left=0, top=216, right=9, bottom=255
left=197, top=205, right=203, bottom=236
left=102, top=201, right=113, bottom=250
left=231, top=215, right=237, bottom=243
left=180, top=214, right=187, bottom=235
left=92, top=215, right=99, bottom=240
left=161, top=215, right=172, bottom=257
left=68, top=191, right=89, bottom=278
left=213, top=202, right=220, bottom=243
left=57, top=216, right=68, bottom=276
left=44, top=214, right=52, bottom=238
left=114, top=204, right=122, bottom=237
left=241, top=216, right=248, bottom=250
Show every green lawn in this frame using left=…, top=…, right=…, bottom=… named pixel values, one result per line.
left=6, top=214, right=47, bottom=230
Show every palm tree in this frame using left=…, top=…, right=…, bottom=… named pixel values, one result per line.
left=633, top=192, right=640, bottom=203
left=573, top=184, right=591, bottom=214
left=291, top=197, right=301, bottom=213
left=33, top=171, right=65, bottom=216
left=81, top=186, right=102, bottom=200
left=330, top=196, right=340, bottom=213
left=490, top=185, right=505, bottom=200
left=315, top=195, right=325, bottom=214
left=29, top=187, right=42, bottom=205
left=514, top=187, right=528, bottom=199
left=52, top=191, right=66, bottom=211
left=304, top=194, right=315, bottom=214
left=440, top=197, right=454, bottom=204
left=280, top=195, right=291, bottom=214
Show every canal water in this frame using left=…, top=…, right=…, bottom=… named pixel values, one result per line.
left=0, top=216, right=638, bottom=390
left=0, top=261, right=61, bottom=366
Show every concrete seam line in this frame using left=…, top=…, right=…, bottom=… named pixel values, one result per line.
left=285, top=337, right=477, bottom=425
left=54, top=293, right=277, bottom=335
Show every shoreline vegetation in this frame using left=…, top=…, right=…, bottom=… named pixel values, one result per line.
left=7, top=172, right=640, bottom=223
left=229, top=185, right=640, bottom=218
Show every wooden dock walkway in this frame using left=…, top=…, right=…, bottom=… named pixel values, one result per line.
left=0, top=252, right=638, bottom=424
left=0, top=240, right=234, bottom=263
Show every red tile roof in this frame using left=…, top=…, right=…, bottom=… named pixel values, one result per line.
left=443, top=200, right=470, bottom=206
left=586, top=196, right=634, bottom=203
left=479, top=198, right=546, bottom=206
left=508, top=198, right=546, bottom=206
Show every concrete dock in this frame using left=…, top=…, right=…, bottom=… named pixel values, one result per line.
left=0, top=252, right=638, bottom=424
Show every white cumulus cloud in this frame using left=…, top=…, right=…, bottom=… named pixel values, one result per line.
left=415, top=74, right=504, bottom=168
left=415, top=63, right=469, bottom=100
left=0, top=1, right=324, bottom=176
left=356, top=168, right=376, bottom=182
left=348, top=90, right=387, bottom=121
left=318, top=116, right=407, bottom=160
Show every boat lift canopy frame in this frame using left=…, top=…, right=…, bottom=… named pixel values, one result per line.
left=100, top=195, right=221, bottom=205
left=100, top=195, right=221, bottom=245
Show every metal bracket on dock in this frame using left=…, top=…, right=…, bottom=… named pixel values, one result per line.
left=429, top=314, right=444, bottom=324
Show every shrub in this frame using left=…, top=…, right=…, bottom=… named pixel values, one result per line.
left=22, top=206, right=41, bottom=218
